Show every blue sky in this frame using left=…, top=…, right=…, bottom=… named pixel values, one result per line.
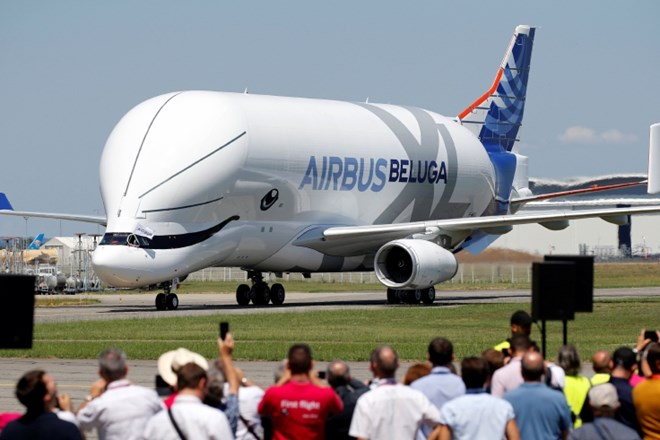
left=1, top=0, right=659, bottom=238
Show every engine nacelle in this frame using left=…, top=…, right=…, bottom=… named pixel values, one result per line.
left=374, top=239, right=458, bottom=289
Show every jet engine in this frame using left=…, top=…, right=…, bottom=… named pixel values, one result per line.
left=374, top=239, right=458, bottom=289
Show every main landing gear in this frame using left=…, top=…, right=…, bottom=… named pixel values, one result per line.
left=235, top=271, right=286, bottom=306
left=386, top=286, right=436, bottom=305
left=155, top=280, right=179, bottom=310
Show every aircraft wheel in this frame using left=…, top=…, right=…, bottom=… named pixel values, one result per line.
left=155, top=293, right=167, bottom=311
left=386, top=288, right=400, bottom=304
left=404, top=289, right=421, bottom=304
left=166, top=293, right=179, bottom=310
left=236, top=284, right=251, bottom=306
left=270, top=283, right=285, bottom=305
left=421, top=286, right=436, bottom=305
left=252, top=283, right=271, bottom=305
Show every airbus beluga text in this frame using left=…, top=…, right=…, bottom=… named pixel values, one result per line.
left=3, top=25, right=660, bottom=310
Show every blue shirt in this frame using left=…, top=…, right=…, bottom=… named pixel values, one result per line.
left=410, top=366, right=465, bottom=438
left=504, top=382, right=572, bottom=440
left=439, top=391, right=515, bottom=440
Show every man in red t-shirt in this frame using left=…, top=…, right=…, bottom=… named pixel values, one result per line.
left=258, top=343, right=343, bottom=440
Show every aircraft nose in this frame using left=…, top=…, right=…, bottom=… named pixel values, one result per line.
left=92, top=246, right=145, bottom=287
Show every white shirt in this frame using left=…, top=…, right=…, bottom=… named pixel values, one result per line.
left=77, top=379, right=163, bottom=440
left=349, top=380, right=441, bottom=440
left=236, top=385, right=265, bottom=440
left=141, top=394, right=233, bottom=440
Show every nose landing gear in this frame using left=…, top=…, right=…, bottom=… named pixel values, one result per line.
left=155, top=279, right=179, bottom=310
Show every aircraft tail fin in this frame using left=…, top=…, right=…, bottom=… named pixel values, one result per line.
left=0, top=193, right=13, bottom=211
left=27, top=233, right=45, bottom=250
left=458, top=25, right=536, bottom=153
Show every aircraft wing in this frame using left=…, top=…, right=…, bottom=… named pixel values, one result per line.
left=298, top=205, right=660, bottom=256
left=0, top=193, right=106, bottom=226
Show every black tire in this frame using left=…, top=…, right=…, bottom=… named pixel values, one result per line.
left=421, top=286, right=436, bottom=305
left=236, top=284, right=251, bottom=306
left=252, top=283, right=271, bottom=305
left=270, top=283, right=286, bottom=305
left=155, top=293, right=167, bottom=310
left=403, top=289, right=421, bottom=304
left=166, top=293, right=179, bottom=310
left=386, top=288, right=399, bottom=304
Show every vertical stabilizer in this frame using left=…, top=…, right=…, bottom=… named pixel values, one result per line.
left=0, top=193, right=13, bottom=211
left=649, top=123, right=660, bottom=194
left=27, top=233, right=45, bottom=250
left=458, top=25, right=536, bottom=153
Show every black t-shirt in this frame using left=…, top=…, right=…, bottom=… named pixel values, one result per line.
left=0, top=412, right=82, bottom=440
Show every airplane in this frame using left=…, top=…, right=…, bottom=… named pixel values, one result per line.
left=2, top=25, right=660, bottom=310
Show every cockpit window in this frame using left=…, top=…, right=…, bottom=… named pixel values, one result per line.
left=100, top=233, right=151, bottom=247
left=98, top=215, right=239, bottom=250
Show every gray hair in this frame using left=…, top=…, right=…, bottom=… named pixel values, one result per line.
left=99, top=348, right=127, bottom=382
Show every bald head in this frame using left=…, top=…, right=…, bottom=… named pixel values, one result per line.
left=521, top=351, right=545, bottom=382
left=592, top=350, right=611, bottom=374
left=370, top=345, right=399, bottom=379
left=327, top=360, right=350, bottom=387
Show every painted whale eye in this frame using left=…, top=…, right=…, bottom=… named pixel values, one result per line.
left=260, top=189, right=279, bottom=211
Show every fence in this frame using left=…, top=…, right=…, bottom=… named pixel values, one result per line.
left=186, top=263, right=533, bottom=285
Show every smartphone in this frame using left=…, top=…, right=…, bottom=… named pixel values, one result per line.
left=318, top=371, right=326, bottom=380
left=645, top=330, right=658, bottom=342
left=220, top=321, right=229, bottom=340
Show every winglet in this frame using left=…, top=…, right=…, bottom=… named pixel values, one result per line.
left=0, top=193, right=13, bottom=211
left=648, top=123, right=660, bottom=194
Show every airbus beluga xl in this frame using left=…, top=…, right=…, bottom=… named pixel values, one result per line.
left=3, top=25, right=660, bottom=310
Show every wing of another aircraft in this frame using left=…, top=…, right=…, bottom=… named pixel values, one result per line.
left=0, top=193, right=106, bottom=226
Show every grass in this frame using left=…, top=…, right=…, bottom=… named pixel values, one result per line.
left=3, top=298, right=658, bottom=362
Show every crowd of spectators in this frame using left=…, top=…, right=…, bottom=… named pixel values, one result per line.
left=0, top=310, right=658, bottom=440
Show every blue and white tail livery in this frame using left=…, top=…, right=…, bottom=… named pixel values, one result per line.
left=458, top=25, right=535, bottom=153
left=27, top=233, right=45, bottom=250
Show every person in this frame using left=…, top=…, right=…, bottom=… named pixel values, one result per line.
left=403, top=362, right=432, bottom=385
left=591, top=350, right=612, bottom=385
left=325, top=359, right=369, bottom=440
left=157, top=347, right=209, bottom=409
left=631, top=329, right=660, bottom=386
left=633, top=342, right=660, bottom=439
left=430, top=357, right=519, bottom=440
left=568, top=383, right=640, bottom=440
left=349, top=345, right=441, bottom=440
left=490, top=334, right=532, bottom=397
left=142, top=345, right=233, bottom=439
left=604, top=347, right=642, bottom=435
left=529, top=340, right=565, bottom=390
left=558, top=344, right=592, bottom=428
left=503, top=351, right=572, bottom=440
left=76, top=348, right=162, bottom=440
left=0, top=369, right=82, bottom=440
left=204, top=346, right=241, bottom=436
left=258, top=343, right=343, bottom=440
left=410, top=337, right=465, bottom=439
left=232, top=367, right=265, bottom=440
left=494, top=310, right=533, bottom=360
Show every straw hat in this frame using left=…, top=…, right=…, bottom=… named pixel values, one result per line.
left=157, top=347, right=209, bottom=386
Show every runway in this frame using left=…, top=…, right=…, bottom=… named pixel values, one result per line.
left=33, top=286, right=660, bottom=323
left=2, top=287, right=655, bottom=416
